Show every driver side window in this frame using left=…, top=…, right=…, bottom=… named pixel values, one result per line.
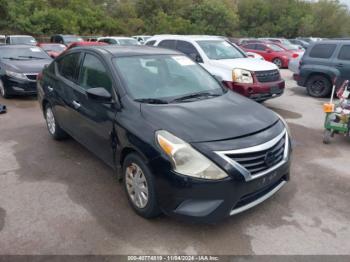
left=78, top=54, right=112, bottom=92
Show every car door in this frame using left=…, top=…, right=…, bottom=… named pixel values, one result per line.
left=255, top=44, right=272, bottom=61
left=333, top=44, right=350, bottom=84
left=54, top=52, right=83, bottom=133
left=69, top=52, right=116, bottom=167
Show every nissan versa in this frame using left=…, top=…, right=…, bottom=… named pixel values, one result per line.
left=37, top=46, right=292, bottom=223
left=0, top=45, right=52, bottom=98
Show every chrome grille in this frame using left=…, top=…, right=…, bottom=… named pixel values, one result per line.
left=215, top=130, right=288, bottom=181
left=255, top=70, right=280, bottom=83
left=25, top=74, right=38, bottom=81
left=225, top=136, right=285, bottom=175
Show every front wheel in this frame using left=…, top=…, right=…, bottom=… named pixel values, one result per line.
left=45, top=104, right=68, bottom=140
left=272, top=58, right=283, bottom=68
left=0, top=80, right=10, bottom=98
left=323, top=129, right=332, bottom=144
left=123, top=153, right=161, bottom=219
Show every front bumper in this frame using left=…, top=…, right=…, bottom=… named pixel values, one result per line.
left=149, top=131, right=291, bottom=223
left=2, top=76, right=37, bottom=95
left=223, top=79, right=285, bottom=102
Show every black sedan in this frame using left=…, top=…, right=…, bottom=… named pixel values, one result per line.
left=0, top=45, right=52, bottom=98
left=37, top=46, right=292, bottom=223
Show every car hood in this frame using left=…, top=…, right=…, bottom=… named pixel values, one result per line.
left=209, top=58, right=277, bottom=72
left=3, top=59, right=52, bottom=73
left=140, top=91, right=279, bottom=143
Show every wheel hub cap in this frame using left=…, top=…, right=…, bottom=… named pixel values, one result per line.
left=46, top=108, right=56, bottom=134
left=125, top=163, right=149, bottom=208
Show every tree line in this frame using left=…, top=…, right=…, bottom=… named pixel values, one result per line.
left=0, top=0, right=349, bottom=38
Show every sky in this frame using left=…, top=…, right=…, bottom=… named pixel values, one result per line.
left=340, top=0, right=350, bottom=7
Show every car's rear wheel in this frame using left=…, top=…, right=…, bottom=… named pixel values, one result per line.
left=123, top=153, right=161, bottom=219
left=306, top=75, right=332, bottom=97
left=272, top=58, right=283, bottom=68
left=45, top=104, right=68, bottom=140
left=0, top=80, right=10, bottom=98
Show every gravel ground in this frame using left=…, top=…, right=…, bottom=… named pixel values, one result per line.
left=0, top=69, right=349, bottom=255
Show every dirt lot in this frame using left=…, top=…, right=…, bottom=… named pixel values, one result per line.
left=0, top=70, right=349, bottom=255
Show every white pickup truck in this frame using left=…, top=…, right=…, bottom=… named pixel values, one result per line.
left=146, top=35, right=285, bottom=102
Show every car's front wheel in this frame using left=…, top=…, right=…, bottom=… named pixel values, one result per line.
left=306, top=75, right=332, bottom=97
left=0, top=80, right=10, bottom=98
left=272, top=58, right=283, bottom=68
left=45, top=104, right=68, bottom=140
left=123, top=153, right=161, bottom=219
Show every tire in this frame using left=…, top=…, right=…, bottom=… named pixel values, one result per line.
left=272, top=58, right=283, bottom=68
left=123, top=153, right=161, bottom=219
left=0, top=80, right=10, bottom=98
left=323, top=129, right=332, bottom=144
left=44, top=104, right=68, bottom=140
left=306, top=75, right=332, bottom=98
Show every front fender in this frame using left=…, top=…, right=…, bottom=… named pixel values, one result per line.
left=300, top=64, right=340, bottom=84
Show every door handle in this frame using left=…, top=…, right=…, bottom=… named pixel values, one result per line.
left=72, top=100, right=81, bottom=109
left=47, top=85, right=53, bottom=92
left=336, top=63, right=344, bottom=68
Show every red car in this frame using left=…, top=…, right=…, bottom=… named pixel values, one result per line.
left=66, top=41, right=107, bottom=50
left=242, top=42, right=294, bottom=68
left=37, top=43, right=66, bottom=58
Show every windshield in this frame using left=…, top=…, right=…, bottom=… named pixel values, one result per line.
left=118, top=39, right=139, bottom=46
left=0, top=47, right=50, bottom=59
left=267, top=44, right=284, bottom=52
left=11, top=36, right=37, bottom=45
left=41, top=44, right=66, bottom=52
left=64, top=36, right=83, bottom=44
left=282, top=44, right=299, bottom=51
left=114, top=55, right=225, bottom=101
left=196, top=40, right=245, bottom=60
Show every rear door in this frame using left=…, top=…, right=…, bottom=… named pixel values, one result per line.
left=333, top=44, right=350, bottom=84
left=69, top=52, right=116, bottom=167
left=54, top=52, right=82, bottom=133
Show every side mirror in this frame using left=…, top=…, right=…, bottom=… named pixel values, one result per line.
left=266, top=49, right=272, bottom=53
left=86, top=87, right=112, bottom=103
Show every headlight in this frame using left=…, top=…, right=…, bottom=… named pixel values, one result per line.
left=232, top=68, right=253, bottom=84
left=156, top=130, right=228, bottom=180
left=6, top=70, right=27, bottom=80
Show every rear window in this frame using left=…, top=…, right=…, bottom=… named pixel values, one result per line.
left=145, top=40, right=156, bottom=46
left=309, top=44, right=336, bottom=59
left=158, top=40, right=176, bottom=50
left=338, top=45, right=350, bottom=60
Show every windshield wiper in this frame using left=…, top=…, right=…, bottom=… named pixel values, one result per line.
left=18, top=56, right=45, bottom=59
left=171, top=92, right=220, bottom=103
left=134, top=98, right=168, bottom=104
left=2, top=57, right=25, bottom=60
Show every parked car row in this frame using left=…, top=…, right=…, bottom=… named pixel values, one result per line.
left=1, top=34, right=286, bottom=103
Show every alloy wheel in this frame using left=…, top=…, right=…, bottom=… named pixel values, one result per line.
left=0, top=81, right=6, bottom=97
left=125, top=163, right=149, bottom=209
left=273, top=58, right=282, bottom=68
left=46, top=107, right=56, bottom=135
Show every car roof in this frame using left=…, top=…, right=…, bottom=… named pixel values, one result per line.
left=75, top=45, right=182, bottom=57
left=148, top=35, right=224, bottom=42
left=7, top=35, right=34, bottom=38
left=0, top=44, right=37, bottom=48
left=98, top=36, right=136, bottom=40
left=305, top=40, right=350, bottom=46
